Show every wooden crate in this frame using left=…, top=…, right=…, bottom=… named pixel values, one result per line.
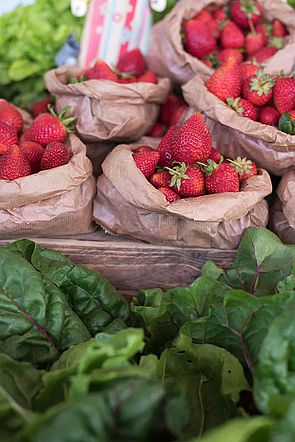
left=0, top=230, right=236, bottom=294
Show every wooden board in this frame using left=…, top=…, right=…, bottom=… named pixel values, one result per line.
left=0, top=229, right=236, bottom=294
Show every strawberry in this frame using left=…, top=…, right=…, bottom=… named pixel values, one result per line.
left=183, top=20, right=217, bottom=59
left=172, top=113, right=212, bottom=163
left=272, top=19, right=288, bottom=38
left=0, top=99, right=23, bottom=133
left=19, top=141, right=44, bottom=173
left=208, top=20, right=220, bottom=39
left=31, top=98, right=52, bottom=118
left=213, top=8, right=227, bottom=23
left=169, top=105, right=188, bottom=127
left=158, top=125, right=180, bottom=168
left=159, top=187, right=181, bottom=202
left=0, top=121, right=18, bottom=155
left=218, top=49, right=243, bottom=65
left=230, top=0, right=262, bottom=30
left=116, top=48, right=146, bottom=77
left=221, top=21, right=245, bottom=49
left=147, top=122, right=166, bottom=138
left=208, top=147, right=222, bottom=163
left=203, top=59, right=213, bottom=68
left=150, top=170, right=171, bottom=188
left=136, top=145, right=155, bottom=153
left=0, top=144, right=31, bottom=180
left=254, top=23, right=270, bottom=44
left=85, top=60, right=118, bottom=81
left=118, top=75, right=137, bottom=84
left=41, top=142, right=70, bottom=170
left=245, top=33, right=264, bottom=55
left=193, top=9, right=212, bottom=24
left=202, top=160, right=240, bottom=193
left=207, top=57, right=241, bottom=102
left=25, top=106, right=75, bottom=147
left=259, top=106, right=280, bottom=126
left=203, top=51, right=220, bottom=69
left=249, top=46, right=278, bottom=62
left=132, top=150, right=160, bottom=178
left=160, top=95, right=186, bottom=125
left=227, top=96, right=258, bottom=120
left=138, top=71, right=158, bottom=84
left=228, top=156, right=257, bottom=182
left=239, top=61, right=260, bottom=82
left=168, top=163, right=205, bottom=197
left=274, top=77, right=295, bottom=114
left=278, top=110, right=295, bottom=135
left=242, top=71, right=275, bottom=107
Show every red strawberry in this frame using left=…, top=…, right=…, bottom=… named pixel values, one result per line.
left=249, top=46, right=278, bottom=62
left=208, top=147, right=222, bottom=163
left=147, top=122, right=166, bottom=138
left=218, top=49, right=243, bottom=65
left=274, top=77, right=295, bottom=115
left=159, top=187, right=181, bottom=202
left=25, top=107, right=75, bottom=146
left=193, top=9, right=212, bottom=23
left=228, top=156, right=257, bottom=182
left=239, top=61, right=260, bottom=82
left=86, top=60, right=118, bottom=81
left=169, top=163, right=205, bottom=197
left=207, top=57, right=241, bottom=102
left=208, top=20, right=220, bottom=39
left=259, top=106, right=280, bottom=126
left=138, top=71, right=158, bottom=84
left=116, top=48, right=146, bottom=77
left=0, top=121, right=18, bottom=155
left=150, top=170, right=171, bottom=188
left=227, top=97, right=258, bottom=120
left=0, top=100, right=23, bottom=133
left=132, top=150, right=160, bottom=178
left=0, top=144, right=31, bottom=180
left=169, top=105, right=188, bottom=127
left=157, top=125, right=180, bottom=168
left=202, top=160, right=240, bottom=193
left=31, top=98, right=52, bottom=118
left=254, top=23, right=269, bottom=45
left=221, top=21, right=245, bottom=49
left=242, top=71, right=275, bottom=107
left=183, top=20, right=217, bottom=59
left=272, top=19, right=288, bottom=38
left=160, top=95, right=186, bottom=125
left=19, top=141, right=44, bottom=173
left=213, top=8, right=227, bottom=23
left=245, top=33, right=264, bottom=55
left=41, top=142, right=70, bottom=170
left=136, top=145, right=155, bottom=153
left=203, top=59, right=213, bottom=68
left=230, top=0, right=262, bottom=30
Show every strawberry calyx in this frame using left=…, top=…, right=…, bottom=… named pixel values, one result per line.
left=249, top=70, right=275, bottom=96
left=165, top=162, right=190, bottom=190
left=278, top=112, right=295, bottom=135
left=240, top=0, right=260, bottom=18
left=204, top=51, right=221, bottom=69
left=268, top=37, right=284, bottom=49
left=48, top=105, right=76, bottom=133
left=68, top=74, right=88, bottom=84
left=112, top=65, right=137, bottom=79
left=197, top=157, right=223, bottom=176
left=262, top=22, right=272, bottom=36
left=227, top=156, right=254, bottom=176
left=227, top=97, right=244, bottom=115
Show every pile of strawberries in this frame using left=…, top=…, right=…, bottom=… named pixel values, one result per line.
left=0, top=99, right=74, bottom=180
left=132, top=113, right=257, bottom=202
left=69, top=48, right=158, bottom=85
left=206, top=55, right=295, bottom=133
left=183, top=0, right=288, bottom=68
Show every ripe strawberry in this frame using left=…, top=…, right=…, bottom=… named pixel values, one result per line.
left=147, top=122, right=166, bottom=138
left=239, top=61, right=260, bottom=82
left=150, top=170, right=171, bottom=188
left=242, top=71, right=275, bottom=107
left=168, top=163, right=205, bottom=197
left=278, top=110, right=295, bottom=135
left=221, top=21, right=245, bottom=49
left=272, top=19, right=288, bottom=38
left=157, top=125, right=180, bottom=168
left=118, top=75, right=137, bottom=84
left=0, top=100, right=23, bottom=133
left=159, top=187, right=181, bottom=202
left=208, top=20, right=220, bottom=39
left=136, top=145, right=155, bottom=153
left=116, top=48, right=146, bottom=77
left=19, top=141, right=44, bottom=173
left=25, top=107, right=75, bottom=146
left=218, top=49, right=243, bottom=65
left=0, top=144, right=31, bottom=180
left=138, top=71, right=158, bottom=84
left=230, top=0, right=262, bottom=30
left=169, top=105, right=188, bottom=127
left=203, top=59, right=213, bottom=68
left=228, top=156, right=257, bottom=182
left=31, top=98, right=52, bottom=118
left=202, top=160, right=240, bottom=193
left=245, top=33, right=264, bottom=55
left=172, top=113, right=212, bottom=164
left=41, top=142, right=70, bottom=170
left=274, top=77, right=295, bottom=114
left=207, top=57, right=241, bottom=102
left=227, top=96, right=258, bottom=120
left=259, top=106, right=280, bottom=126
left=132, top=150, right=160, bottom=178
left=213, top=7, right=227, bottom=23
left=183, top=20, right=217, bottom=59
left=208, top=147, right=222, bottom=163
left=86, top=60, right=118, bottom=81
left=193, top=9, right=212, bottom=23
left=254, top=23, right=269, bottom=45
left=0, top=121, right=18, bottom=155
left=160, top=95, right=186, bottom=125
left=249, top=46, right=278, bottom=62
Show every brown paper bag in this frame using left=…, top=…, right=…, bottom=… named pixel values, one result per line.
left=271, top=170, right=295, bottom=243
left=182, top=76, right=295, bottom=176
left=45, top=67, right=171, bottom=143
left=93, top=144, right=272, bottom=249
left=146, top=0, right=295, bottom=85
left=0, top=134, right=96, bottom=236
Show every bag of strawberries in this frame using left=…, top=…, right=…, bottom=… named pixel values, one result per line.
left=94, top=113, right=272, bottom=249
left=146, top=0, right=295, bottom=85
left=0, top=101, right=95, bottom=236
left=182, top=57, right=295, bottom=175
left=45, top=49, right=171, bottom=143
left=271, top=170, right=295, bottom=244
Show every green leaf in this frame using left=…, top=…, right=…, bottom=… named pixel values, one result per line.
left=8, top=59, right=40, bottom=81
left=270, top=398, right=295, bottom=442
